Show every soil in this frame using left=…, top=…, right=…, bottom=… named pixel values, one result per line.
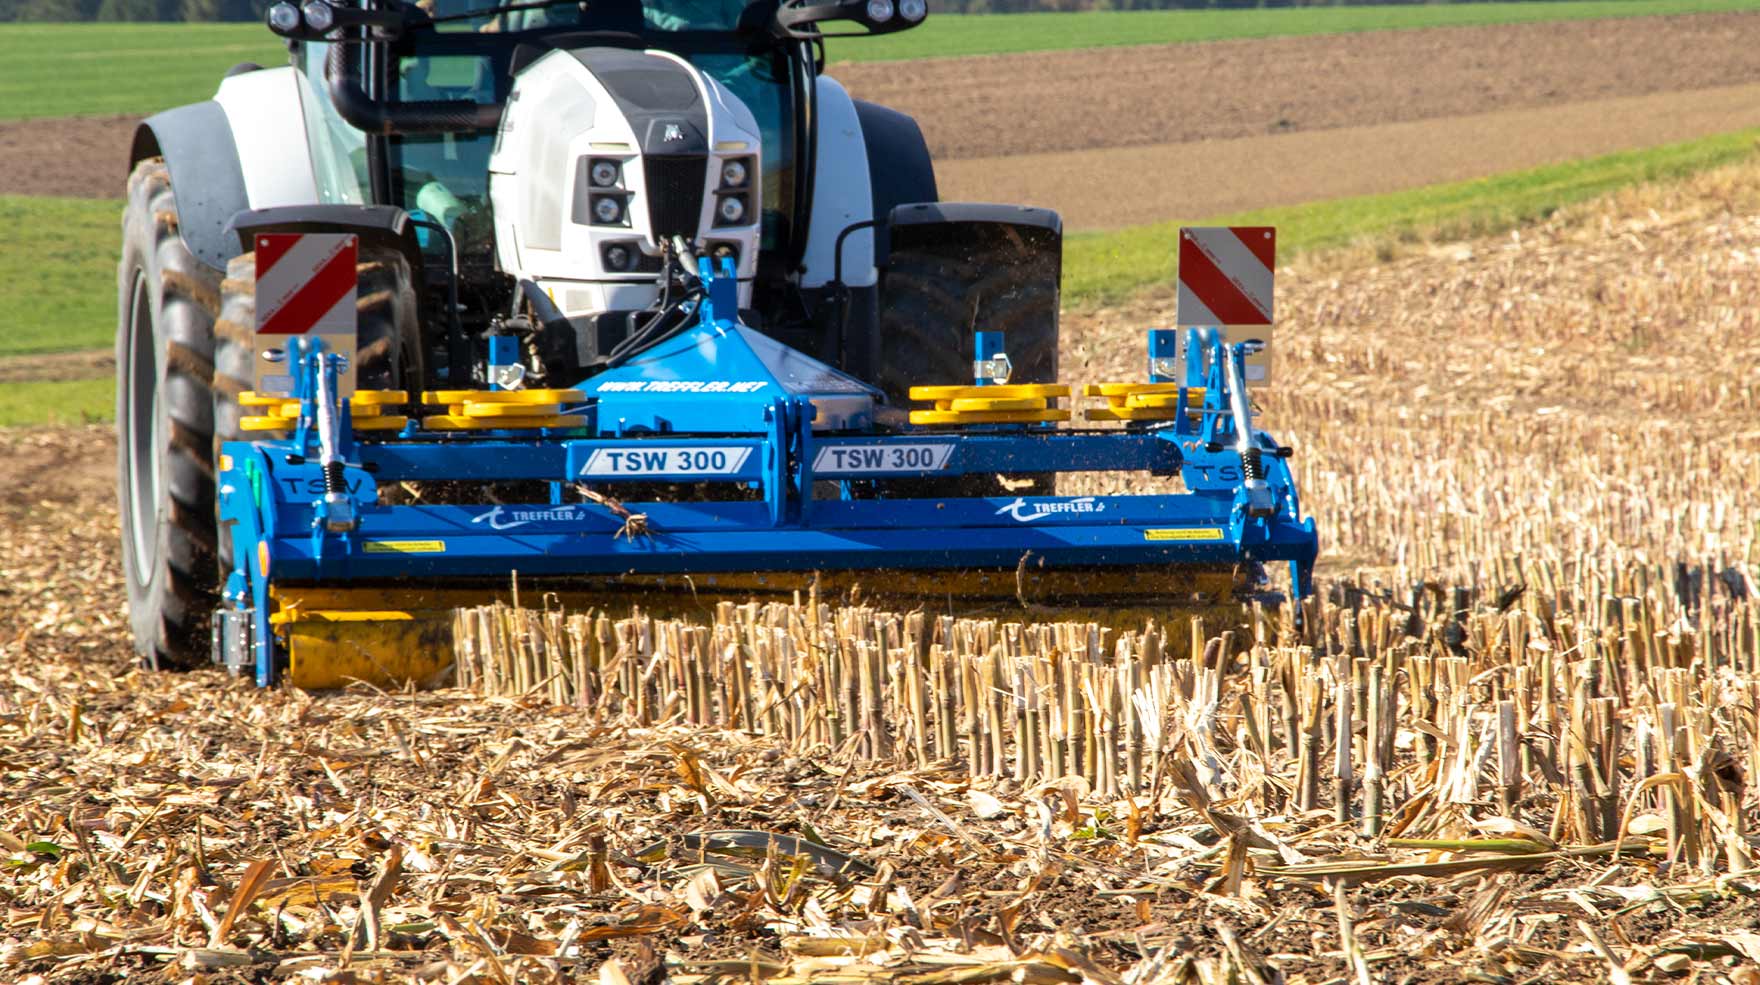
left=936, top=82, right=1760, bottom=229
left=833, top=11, right=1760, bottom=161
left=0, top=113, right=135, bottom=199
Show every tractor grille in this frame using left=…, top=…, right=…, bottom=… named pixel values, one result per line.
left=644, top=156, right=707, bottom=242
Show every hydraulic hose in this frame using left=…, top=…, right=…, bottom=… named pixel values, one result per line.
left=327, top=40, right=501, bottom=136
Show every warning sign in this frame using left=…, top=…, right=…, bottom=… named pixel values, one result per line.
left=1176, top=227, right=1276, bottom=382
left=252, top=233, right=358, bottom=396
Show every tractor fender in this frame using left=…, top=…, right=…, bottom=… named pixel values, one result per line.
left=129, top=67, right=322, bottom=273
left=801, top=77, right=879, bottom=289
left=129, top=102, right=251, bottom=274
left=851, top=97, right=938, bottom=259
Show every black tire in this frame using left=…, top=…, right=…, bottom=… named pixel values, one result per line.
left=117, top=158, right=223, bottom=670
left=874, top=241, right=1059, bottom=496
left=213, top=249, right=424, bottom=568
left=872, top=248, right=1058, bottom=405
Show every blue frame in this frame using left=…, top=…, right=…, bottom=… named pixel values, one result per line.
left=218, top=263, right=1318, bottom=685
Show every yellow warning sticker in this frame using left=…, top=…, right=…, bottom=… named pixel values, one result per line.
left=1144, top=528, right=1225, bottom=542
left=363, top=540, right=447, bottom=554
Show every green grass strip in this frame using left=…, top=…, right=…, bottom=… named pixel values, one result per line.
left=0, top=24, right=287, bottom=121
left=0, top=196, right=121, bottom=358
left=835, top=0, right=1760, bottom=63
left=1064, top=127, right=1760, bottom=307
left=0, top=379, right=115, bottom=428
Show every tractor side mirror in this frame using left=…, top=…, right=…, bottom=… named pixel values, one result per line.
left=773, top=0, right=926, bottom=39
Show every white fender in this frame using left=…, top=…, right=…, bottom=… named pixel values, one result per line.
left=802, top=76, right=875, bottom=289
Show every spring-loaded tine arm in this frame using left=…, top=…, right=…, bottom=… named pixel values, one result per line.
left=313, top=349, right=358, bottom=533
left=1221, top=339, right=1275, bottom=518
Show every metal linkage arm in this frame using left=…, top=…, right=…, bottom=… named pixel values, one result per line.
left=1220, top=340, right=1274, bottom=518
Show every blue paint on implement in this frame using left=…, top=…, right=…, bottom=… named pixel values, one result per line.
left=218, top=258, right=1318, bottom=686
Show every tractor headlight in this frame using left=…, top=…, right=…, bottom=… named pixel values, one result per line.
left=602, top=242, right=634, bottom=272
left=591, top=195, right=625, bottom=225
left=899, top=0, right=926, bottom=20
left=589, top=159, right=620, bottom=188
left=719, top=159, right=748, bottom=189
left=299, top=0, right=334, bottom=32
left=865, top=0, right=894, bottom=21
left=267, top=2, right=301, bottom=33
left=715, top=195, right=747, bottom=226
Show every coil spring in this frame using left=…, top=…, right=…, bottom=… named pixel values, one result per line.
left=1241, top=446, right=1266, bottom=482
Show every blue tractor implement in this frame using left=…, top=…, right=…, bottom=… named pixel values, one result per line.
left=212, top=256, right=1318, bottom=687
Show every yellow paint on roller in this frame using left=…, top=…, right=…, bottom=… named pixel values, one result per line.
left=278, top=609, right=454, bottom=690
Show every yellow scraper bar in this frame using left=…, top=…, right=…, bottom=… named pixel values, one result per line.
left=270, top=590, right=454, bottom=690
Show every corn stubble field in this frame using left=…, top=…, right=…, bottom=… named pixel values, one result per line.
left=3, top=162, right=1760, bottom=983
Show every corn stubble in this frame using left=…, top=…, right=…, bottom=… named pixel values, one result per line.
left=7, top=167, right=1760, bottom=982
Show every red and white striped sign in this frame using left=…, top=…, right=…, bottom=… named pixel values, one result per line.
left=254, top=233, right=357, bottom=335
left=1176, top=226, right=1275, bottom=327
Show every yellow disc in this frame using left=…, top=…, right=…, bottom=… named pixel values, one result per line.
left=457, top=402, right=565, bottom=418
left=352, top=390, right=409, bottom=406
left=240, top=416, right=293, bottom=432
left=908, top=384, right=1069, bottom=402
left=941, top=396, right=1048, bottom=413
left=271, top=401, right=387, bottom=419
left=909, top=408, right=1071, bottom=425
left=1125, top=393, right=1199, bottom=409
left=239, top=391, right=285, bottom=407
left=1084, top=407, right=1192, bottom=422
left=422, top=414, right=587, bottom=431
left=352, top=416, right=410, bottom=432
left=1083, top=383, right=1195, bottom=397
left=423, top=389, right=585, bottom=406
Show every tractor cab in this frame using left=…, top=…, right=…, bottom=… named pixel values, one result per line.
left=275, top=0, right=955, bottom=391
left=291, top=0, right=803, bottom=265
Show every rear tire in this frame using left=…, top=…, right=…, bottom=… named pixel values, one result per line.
left=874, top=242, right=1059, bottom=496
left=872, top=248, right=1058, bottom=404
left=117, top=158, right=223, bottom=670
left=118, top=157, right=426, bottom=669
